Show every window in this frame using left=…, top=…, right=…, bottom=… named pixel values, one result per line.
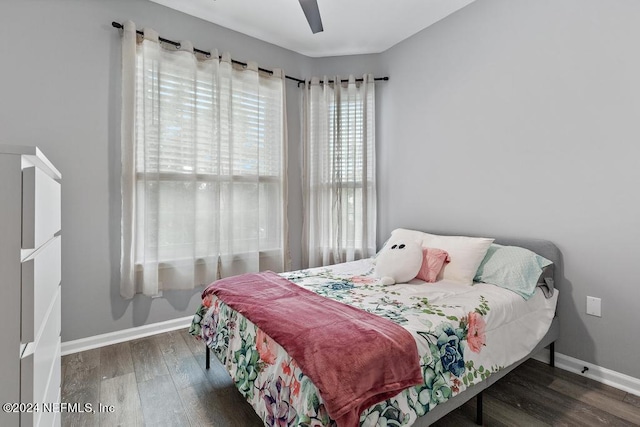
left=303, top=76, right=376, bottom=268
left=120, top=25, right=287, bottom=297
left=324, top=96, right=374, bottom=249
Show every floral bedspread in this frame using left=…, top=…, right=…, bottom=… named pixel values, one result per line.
left=189, top=259, right=557, bottom=427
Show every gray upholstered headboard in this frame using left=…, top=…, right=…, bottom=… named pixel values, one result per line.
left=492, top=237, right=561, bottom=269
left=412, top=231, right=562, bottom=288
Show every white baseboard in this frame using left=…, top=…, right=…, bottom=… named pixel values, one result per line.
left=61, top=316, right=193, bottom=356
left=533, top=349, right=640, bottom=397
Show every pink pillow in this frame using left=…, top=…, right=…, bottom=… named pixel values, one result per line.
left=416, top=248, right=451, bottom=282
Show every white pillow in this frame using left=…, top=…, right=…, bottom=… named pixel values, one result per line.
left=422, top=233, right=494, bottom=285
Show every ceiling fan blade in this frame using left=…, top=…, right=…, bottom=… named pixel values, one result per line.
left=299, top=0, right=324, bottom=34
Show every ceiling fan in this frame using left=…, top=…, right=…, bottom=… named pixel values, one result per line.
left=299, top=0, right=324, bottom=34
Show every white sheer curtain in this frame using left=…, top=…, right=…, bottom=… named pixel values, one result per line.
left=120, top=21, right=288, bottom=298
left=302, top=75, right=376, bottom=268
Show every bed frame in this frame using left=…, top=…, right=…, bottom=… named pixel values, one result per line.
left=204, top=235, right=561, bottom=426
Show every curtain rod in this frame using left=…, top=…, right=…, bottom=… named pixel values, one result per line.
left=296, top=77, right=388, bottom=88
left=111, top=21, right=389, bottom=87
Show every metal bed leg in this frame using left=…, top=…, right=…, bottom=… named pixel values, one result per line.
left=550, top=342, right=555, bottom=368
left=476, top=391, right=483, bottom=425
left=206, top=345, right=210, bottom=370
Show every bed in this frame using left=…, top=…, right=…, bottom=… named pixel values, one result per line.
left=189, top=234, right=561, bottom=426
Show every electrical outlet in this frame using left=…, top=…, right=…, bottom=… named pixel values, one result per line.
left=586, top=296, right=601, bottom=317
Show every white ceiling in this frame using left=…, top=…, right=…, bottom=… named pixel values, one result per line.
left=149, top=0, right=476, bottom=57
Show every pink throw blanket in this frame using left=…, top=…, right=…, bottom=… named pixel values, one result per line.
left=204, top=271, right=423, bottom=427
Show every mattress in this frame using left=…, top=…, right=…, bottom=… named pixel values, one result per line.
left=190, top=258, right=558, bottom=426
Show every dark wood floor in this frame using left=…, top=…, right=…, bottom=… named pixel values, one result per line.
left=61, top=330, right=640, bottom=427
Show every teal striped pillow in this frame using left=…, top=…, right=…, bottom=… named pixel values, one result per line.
left=474, top=244, right=552, bottom=300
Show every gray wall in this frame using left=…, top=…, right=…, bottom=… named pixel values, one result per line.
left=2, top=0, right=639, bottom=381
left=377, top=0, right=640, bottom=379
left=0, top=0, right=311, bottom=341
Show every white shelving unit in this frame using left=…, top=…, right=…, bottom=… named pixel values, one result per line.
left=0, top=145, right=62, bottom=427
